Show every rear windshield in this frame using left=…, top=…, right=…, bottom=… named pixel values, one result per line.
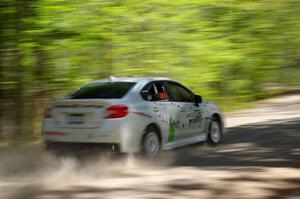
left=69, top=82, right=136, bottom=99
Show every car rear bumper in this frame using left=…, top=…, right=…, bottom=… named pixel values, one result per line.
left=42, top=116, right=144, bottom=153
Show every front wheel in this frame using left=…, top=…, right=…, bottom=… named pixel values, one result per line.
left=141, top=128, right=161, bottom=159
left=207, top=117, right=222, bottom=145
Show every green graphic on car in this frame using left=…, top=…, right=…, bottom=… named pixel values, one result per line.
left=168, top=116, right=175, bottom=142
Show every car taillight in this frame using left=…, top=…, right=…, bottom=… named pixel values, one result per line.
left=105, top=105, right=128, bottom=119
left=44, top=107, right=52, bottom=118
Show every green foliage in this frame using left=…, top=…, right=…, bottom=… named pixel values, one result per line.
left=0, top=0, right=300, bottom=138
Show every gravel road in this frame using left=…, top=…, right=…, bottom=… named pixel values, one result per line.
left=0, top=91, right=299, bottom=199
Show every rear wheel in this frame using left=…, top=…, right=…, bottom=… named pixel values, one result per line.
left=208, top=117, right=222, bottom=145
left=142, top=127, right=161, bottom=158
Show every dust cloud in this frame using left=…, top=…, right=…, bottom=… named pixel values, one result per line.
left=1, top=145, right=300, bottom=199
left=0, top=147, right=155, bottom=199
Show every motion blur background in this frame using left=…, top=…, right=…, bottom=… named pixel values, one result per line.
left=0, top=0, right=300, bottom=144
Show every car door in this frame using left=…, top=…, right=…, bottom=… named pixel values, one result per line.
left=140, top=81, right=174, bottom=144
left=165, top=81, right=205, bottom=139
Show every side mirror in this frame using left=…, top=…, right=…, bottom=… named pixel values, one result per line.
left=195, top=95, right=203, bottom=106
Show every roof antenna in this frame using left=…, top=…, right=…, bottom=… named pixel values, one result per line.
left=108, top=76, right=117, bottom=82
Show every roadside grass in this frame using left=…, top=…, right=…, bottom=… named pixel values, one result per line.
left=0, top=134, right=43, bottom=151
left=219, top=87, right=288, bottom=113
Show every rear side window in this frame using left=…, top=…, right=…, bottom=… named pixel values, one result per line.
left=69, top=82, right=136, bottom=99
left=141, top=82, right=169, bottom=101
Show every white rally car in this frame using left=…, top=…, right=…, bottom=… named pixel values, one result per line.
left=43, top=77, right=225, bottom=158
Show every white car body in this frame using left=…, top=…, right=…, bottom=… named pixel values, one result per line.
left=42, top=77, right=225, bottom=154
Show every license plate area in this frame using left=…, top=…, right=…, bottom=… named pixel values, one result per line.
left=67, top=114, right=84, bottom=124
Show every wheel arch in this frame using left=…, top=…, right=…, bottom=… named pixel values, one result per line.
left=211, top=113, right=224, bottom=133
left=142, top=123, right=162, bottom=146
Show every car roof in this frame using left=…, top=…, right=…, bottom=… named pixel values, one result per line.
left=92, top=76, right=172, bottom=83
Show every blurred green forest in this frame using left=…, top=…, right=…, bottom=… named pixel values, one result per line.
left=0, top=0, right=300, bottom=142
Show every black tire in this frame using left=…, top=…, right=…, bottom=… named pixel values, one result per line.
left=141, top=126, right=161, bottom=159
left=207, top=116, right=222, bottom=146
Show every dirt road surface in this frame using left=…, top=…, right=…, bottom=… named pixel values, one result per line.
left=0, top=91, right=299, bottom=199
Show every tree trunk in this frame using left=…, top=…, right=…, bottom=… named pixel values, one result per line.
left=12, top=0, right=25, bottom=139
left=31, top=45, right=48, bottom=135
left=0, top=37, right=3, bottom=140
